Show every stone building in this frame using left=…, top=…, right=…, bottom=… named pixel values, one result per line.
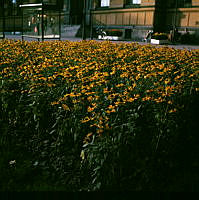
left=90, top=0, right=199, bottom=40
left=1, top=0, right=199, bottom=41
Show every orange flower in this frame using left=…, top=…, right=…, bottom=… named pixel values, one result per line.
left=127, top=97, right=135, bottom=102
left=169, top=108, right=177, bottom=113
left=81, top=117, right=90, bottom=123
left=87, top=106, right=95, bottom=112
left=142, top=96, right=152, bottom=101
left=62, top=104, right=70, bottom=111
left=51, top=101, right=59, bottom=105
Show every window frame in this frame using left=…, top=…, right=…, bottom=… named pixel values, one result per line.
left=177, top=0, right=192, bottom=8
left=100, top=0, right=110, bottom=8
left=125, top=0, right=141, bottom=8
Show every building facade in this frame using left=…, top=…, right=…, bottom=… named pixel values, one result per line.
left=1, top=0, right=199, bottom=41
left=90, top=0, right=199, bottom=40
left=0, top=0, right=23, bottom=32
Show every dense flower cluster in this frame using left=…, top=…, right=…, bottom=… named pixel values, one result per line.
left=1, top=39, right=199, bottom=144
left=151, top=32, right=169, bottom=40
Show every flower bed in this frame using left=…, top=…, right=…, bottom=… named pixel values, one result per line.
left=0, top=40, right=199, bottom=191
left=151, top=32, right=169, bottom=44
left=151, top=32, right=168, bottom=40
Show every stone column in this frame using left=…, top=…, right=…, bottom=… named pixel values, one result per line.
left=63, top=0, right=70, bottom=24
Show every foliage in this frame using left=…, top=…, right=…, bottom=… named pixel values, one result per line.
left=0, top=39, right=199, bottom=191
left=105, top=29, right=123, bottom=37
left=151, top=33, right=168, bottom=40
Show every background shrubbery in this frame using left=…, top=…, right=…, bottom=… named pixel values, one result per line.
left=0, top=40, right=199, bottom=191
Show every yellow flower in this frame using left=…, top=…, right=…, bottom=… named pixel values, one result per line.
left=105, top=123, right=110, bottom=130
left=62, top=104, right=70, bottom=111
left=103, top=72, right=109, bottom=77
left=87, top=96, right=93, bottom=101
left=47, top=83, right=56, bottom=87
left=116, top=83, right=124, bottom=87
left=106, top=106, right=116, bottom=113
left=142, top=96, right=152, bottom=101
left=127, top=97, right=135, bottom=102
left=128, top=86, right=134, bottom=91
left=120, top=72, right=129, bottom=78
left=96, top=128, right=103, bottom=134
left=83, top=132, right=93, bottom=145
left=80, top=150, right=85, bottom=160
left=167, top=100, right=173, bottom=105
left=135, top=74, right=141, bottom=80
left=154, top=97, right=164, bottom=103
left=108, top=105, right=114, bottom=110
left=86, top=132, right=93, bottom=137
left=164, top=79, right=171, bottom=85
left=39, top=77, right=47, bottom=81
left=169, top=108, right=177, bottom=113
left=134, top=94, right=140, bottom=99
left=69, top=93, right=76, bottom=97
left=51, top=101, right=59, bottom=105
left=87, top=106, right=95, bottom=112
left=103, top=88, right=109, bottom=93
left=81, top=116, right=90, bottom=123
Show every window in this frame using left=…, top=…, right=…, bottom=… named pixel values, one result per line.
left=100, top=0, right=110, bottom=7
left=126, top=0, right=141, bottom=6
left=132, top=0, right=141, bottom=4
left=177, top=0, right=192, bottom=7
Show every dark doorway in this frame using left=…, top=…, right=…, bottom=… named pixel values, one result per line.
left=153, top=0, right=168, bottom=33
left=70, top=0, right=83, bottom=24
left=125, top=29, right=132, bottom=39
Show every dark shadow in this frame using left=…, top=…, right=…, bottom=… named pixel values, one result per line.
left=153, top=0, right=168, bottom=33
left=153, top=0, right=188, bottom=33
left=69, top=0, right=84, bottom=25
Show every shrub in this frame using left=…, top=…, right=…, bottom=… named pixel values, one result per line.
left=151, top=33, right=168, bottom=40
left=105, top=29, right=123, bottom=37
